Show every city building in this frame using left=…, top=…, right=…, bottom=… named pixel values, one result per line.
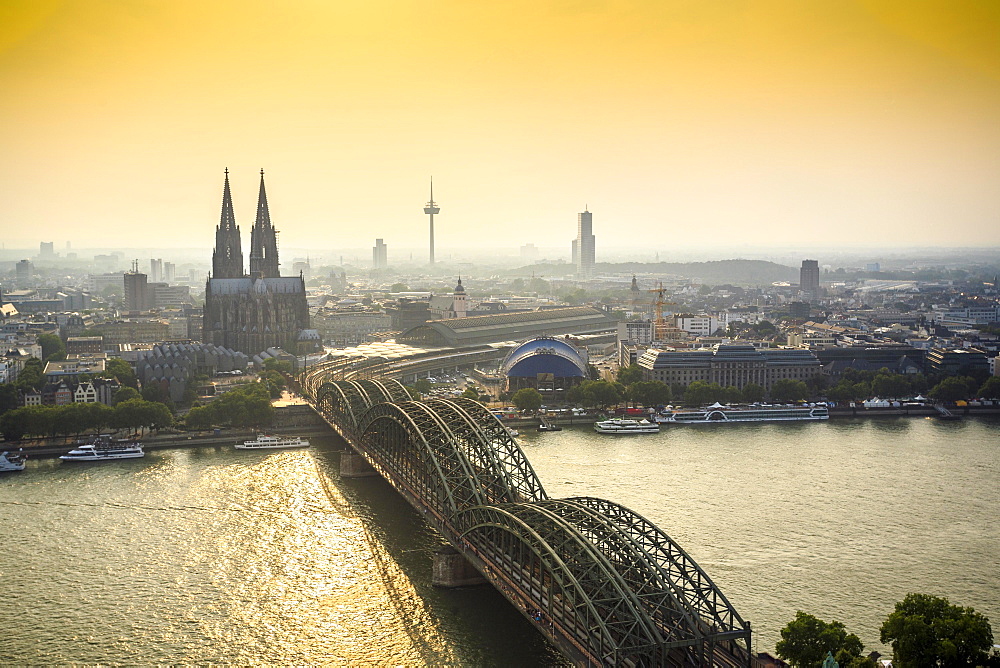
left=66, top=336, right=104, bottom=354
left=571, top=208, right=596, bottom=278
left=39, top=242, right=55, bottom=258
left=636, top=344, right=822, bottom=392
left=124, top=262, right=151, bottom=312
left=501, top=337, right=589, bottom=399
left=203, top=169, right=313, bottom=355
left=150, top=258, right=163, bottom=282
left=800, top=259, right=820, bottom=299
left=15, top=260, right=33, bottom=286
left=925, top=347, right=989, bottom=376
left=163, top=261, right=176, bottom=282
left=428, top=278, right=469, bottom=320
left=373, top=238, right=387, bottom=270
left=398, top=306, right=616, bottom=347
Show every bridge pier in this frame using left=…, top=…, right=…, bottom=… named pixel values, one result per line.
left=339, top=452, right=377, bottom=478
left=432, top=545, right=486, bottom=587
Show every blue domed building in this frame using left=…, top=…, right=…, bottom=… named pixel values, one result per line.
left=500, top=336, right=590, bottom=399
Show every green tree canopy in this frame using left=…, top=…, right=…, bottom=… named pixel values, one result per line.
left=977, top=376, right=1000, bottom=399
left=14, top=357, right=44, bottom=392
left=880, top=593, right=993, bottom=667
left=102, top=358, right=137, bottom=388
left=113, top=386, right=140, bottom=404
left=742, top=383, right=766, bottom=403
left=683, top=380, right=725, bottom=407
left=928, top=376, right=976, bottom=403
left=770, top=379, right=809, bottom=403
left=776, top=611, right=864, bottom=667
left=511, top=388, right=543, bottom=412
left=37, top=333, right=65, bottom=361
left=413, top=379, right=433, bottom=396
left=617, top=364, right=644, bottom=385
left=461, top=387, right=481, bottom=401
left=626, top=381, right=671, bottom=407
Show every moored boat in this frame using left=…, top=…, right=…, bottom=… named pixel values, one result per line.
left=236, top=434, right=311, bottom=450
left=594, top=418, right=660, bottom=434
left=60, top=435, right=144, bottom=461
left=657, top=402, right=829, bottom=424
left=0, top=450, right=27, bottom=472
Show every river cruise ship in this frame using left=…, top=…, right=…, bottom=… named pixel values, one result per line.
left=656, top=402, right=829, bottom=424
left=60, top=435, right=145, bottom=461
left=236, top=434, right=311, bottom=450
left=594, top=418, right=661, bottom=434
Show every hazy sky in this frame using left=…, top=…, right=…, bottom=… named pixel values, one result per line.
left=2, top=0, right=998, bottom=254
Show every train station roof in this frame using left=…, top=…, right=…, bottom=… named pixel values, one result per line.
left=397, top=306, right=617, bottom=347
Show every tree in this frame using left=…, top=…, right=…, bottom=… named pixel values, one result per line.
left=37, top=333, right=65, bottom=361
left=928, top=377, right=975, bottom=403
left=683, top=381, right=724, bottom=407
left=0, top=384, right=20, bottom=415
left=776, top=611, right=864, bottom=667
left=589, top=380, right=624, bottom=408
left=390, top=282, right=409, bottom=292
left=14, top=358, right=44, bottom=392
left=770, top=379, right=809, bottom=403
left=413, top=379, right=433, bottom=396
left=978, top=376, right=1000, bottom=399
left=880, top=593, right=993, bottom=667
left=102, top=358, right=137, bottom=388
left=742, top=383, right=766, bottom=403
left=113, top=386, right=140, bottom=405
left=871, top=372, right=911, bottom=399
left=617, top=364, right=644, bottom=385
left=511, top=388, right=543, bottom=412
left=461, top=387, right=481, bottom=401
left=627, top=381, right=671, bottom=407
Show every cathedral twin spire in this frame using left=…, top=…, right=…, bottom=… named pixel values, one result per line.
left=211, top=169, right=280, bottom=279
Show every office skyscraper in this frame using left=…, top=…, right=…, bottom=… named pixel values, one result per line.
left=800, top=259, right=820, bottom=298
left=373, top=238, right=387, bottom=269
left=572, top=208, right=596, bottom=277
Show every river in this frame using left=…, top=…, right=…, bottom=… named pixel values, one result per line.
left=1, top=416, right=997, bottom=663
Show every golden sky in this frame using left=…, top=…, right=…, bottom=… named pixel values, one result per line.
left=1, top=0, right=998, bottom=254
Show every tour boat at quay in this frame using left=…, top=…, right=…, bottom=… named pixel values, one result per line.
left=0, top=450, right=26, bottom=472
left=656, top=402, right=829, bottom=424
left=594, top=418, right=661, bottom=434
left=236, top=434, right=311, bottom=450
left=60, top=435, right=145, bottom=461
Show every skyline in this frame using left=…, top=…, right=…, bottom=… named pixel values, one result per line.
left=2, top=1, right=999, bottom=250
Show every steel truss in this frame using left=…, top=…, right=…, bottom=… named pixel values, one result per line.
left=304, top=367, right=751, bottom=667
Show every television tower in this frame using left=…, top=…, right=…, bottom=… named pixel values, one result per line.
left=423, top=178, right=440, bottom=264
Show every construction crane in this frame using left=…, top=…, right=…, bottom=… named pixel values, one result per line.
left=647, top=282, right=680, bottom=341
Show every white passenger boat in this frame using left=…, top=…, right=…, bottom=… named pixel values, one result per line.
left=0, top=450, right=27, bottom=472
left=594, top=418, right=660, bottom=434
left=656, top=402, right=830, bottom=424
left=60, top=435, right=144, bottom=461
left=236, top=434, right=311, bottom=450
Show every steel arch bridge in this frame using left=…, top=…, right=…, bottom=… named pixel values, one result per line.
left=305, top=371, right=751, bottom=666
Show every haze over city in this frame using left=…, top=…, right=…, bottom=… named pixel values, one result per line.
left=2, top=1, right=999, bottom=251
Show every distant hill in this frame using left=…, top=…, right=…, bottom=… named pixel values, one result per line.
left=513, top=259, right=799, bottom=286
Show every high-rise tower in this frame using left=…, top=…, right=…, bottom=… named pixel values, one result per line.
left=249, top=169, right=280, bottom=278
left=212, top=169, right=244, bottom=278
left=423, top=178, right=440, bottom=265
left=800, top=259, right=820, bottom=299
left=573, top=207, right=596, bottom=278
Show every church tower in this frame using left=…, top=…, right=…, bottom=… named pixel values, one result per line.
left=453, top=276, right=467, bottom=318
left=211, top=169, right=244, bottom=278
left=249, top=169, right=280, bottom=278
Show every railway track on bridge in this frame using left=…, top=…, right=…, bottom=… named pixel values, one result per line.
left=300, top=362, right=752, bottom=666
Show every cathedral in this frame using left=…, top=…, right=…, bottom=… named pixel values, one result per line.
left=203, top=170, right=315, bottom=356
